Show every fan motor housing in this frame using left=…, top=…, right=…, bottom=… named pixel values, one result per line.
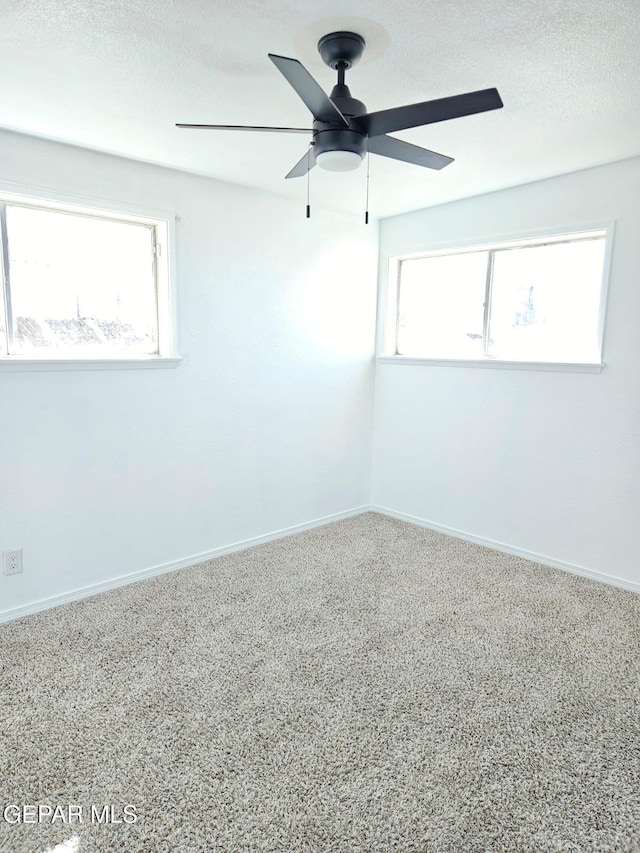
left=312, top=126, right=366, bottom=160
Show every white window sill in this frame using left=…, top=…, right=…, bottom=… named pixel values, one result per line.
left=0, top=356, right=183, bottom=372
left=376, top=356, right=603, bottom=373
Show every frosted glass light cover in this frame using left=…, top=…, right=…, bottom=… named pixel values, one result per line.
left=315, top=150, right=363, bottom=172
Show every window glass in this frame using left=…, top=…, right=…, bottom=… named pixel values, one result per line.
left=391, top=231, right=607, bottom=364
left=488, top=239, right=605, bottom=362
left=397, top=252, right=487, bottom=358
left=5, top=205, right=158, bottom=356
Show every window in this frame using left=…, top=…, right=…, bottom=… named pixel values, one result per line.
left=0, top=192, right=174, bottom=362
left=383, top=229, right=610, bottom=366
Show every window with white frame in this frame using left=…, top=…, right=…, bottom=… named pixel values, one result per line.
left=383, top=229, right=609, bottom=365
left=0, top=193, right=173, bottom=360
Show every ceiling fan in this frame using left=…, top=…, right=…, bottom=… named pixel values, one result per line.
left=176, top=31, right=503, bottom=179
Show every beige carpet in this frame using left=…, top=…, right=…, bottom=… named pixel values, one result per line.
left=0, top=513, right=638, bottom=852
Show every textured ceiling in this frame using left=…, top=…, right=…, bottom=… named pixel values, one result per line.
left=1, top=0, right=639, bottom=218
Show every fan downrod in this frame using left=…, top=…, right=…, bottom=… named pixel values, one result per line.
left=317, top=31, right=366, bottom=70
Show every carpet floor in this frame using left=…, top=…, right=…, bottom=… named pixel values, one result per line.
left=0, top=512, right=638, bottom=852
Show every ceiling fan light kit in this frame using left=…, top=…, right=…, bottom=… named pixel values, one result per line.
left=315, top=149, right=364, bottom=172
left=177, top=30, right=503, bottom=216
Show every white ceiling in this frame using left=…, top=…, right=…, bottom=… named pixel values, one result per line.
left=1, top=0, right=639, bottom=219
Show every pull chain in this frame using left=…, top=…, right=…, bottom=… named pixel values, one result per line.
left=364, top=152, right=370, bottom=224
left=306, top=145, right=312, bottom=219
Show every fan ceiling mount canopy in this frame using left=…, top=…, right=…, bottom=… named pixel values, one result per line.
left=176, top=31, right=503, bottom=179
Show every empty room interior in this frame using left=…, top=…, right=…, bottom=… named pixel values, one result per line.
left=0, top=1, right=639, bottom=851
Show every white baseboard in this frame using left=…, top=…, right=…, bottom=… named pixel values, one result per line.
left=371, top=505, right=640, bottom=595
left=0, top=505, right=371, bottom=625
left=4, top=503, right=636, bottom=625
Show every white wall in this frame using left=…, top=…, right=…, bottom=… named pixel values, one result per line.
left=2, top=133, right=636, bottom=621
left=0, top=130, right=378, bottom=620
left=373, top=157, right=640, bottom=588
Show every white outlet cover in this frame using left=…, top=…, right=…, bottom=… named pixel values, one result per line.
left=3, top=549, right=23, bottom=575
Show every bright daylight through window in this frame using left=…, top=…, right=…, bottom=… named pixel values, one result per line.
left=387, top=230, right=608, bottom=365
left=0, top=194, right=171, bottom=361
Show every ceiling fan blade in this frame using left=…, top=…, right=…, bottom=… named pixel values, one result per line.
left=176, top=123, right=311, bottom=133
left=285, top=147, right=316, bottom=179
left=268, top=54, right=349, bottom=126
left=368, top=135, right=453, bottom=170
left=361, top=88, right=503, bottom=138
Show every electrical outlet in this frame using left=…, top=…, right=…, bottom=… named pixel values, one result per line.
left=3, top=549, right=23, bottom=576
